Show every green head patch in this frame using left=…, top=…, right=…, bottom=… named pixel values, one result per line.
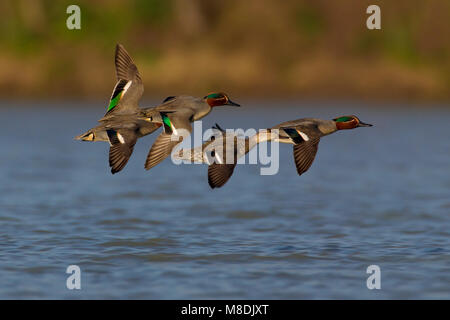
left=334, top=116, right=354, bottom=122
left=204, top=93, right=223, bottom=100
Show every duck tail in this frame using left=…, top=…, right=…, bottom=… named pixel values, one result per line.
left=74, top=129, right=95, bottom=141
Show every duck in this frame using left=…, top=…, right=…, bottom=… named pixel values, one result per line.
left=75, top=44, right=160, bottom=174
left=174, top=115, right=373, bottom=188
left=141, top=92, right=240, bottom=170
left=173, top=123, right=259, bottom=188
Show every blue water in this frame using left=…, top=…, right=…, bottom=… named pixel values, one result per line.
left=0, top=101, right=449, bottom=299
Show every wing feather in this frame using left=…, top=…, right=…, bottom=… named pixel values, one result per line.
left=207, top=163, right=236, bottom=189
left=144, top=111, right=193, bottom=170
left=104, top=44, right=143, bottom=116
left=107, top=129, right=137, bottom=174
left=292, top=138, right=320, bottom=175
left=144, top=133, right=185, bottom=170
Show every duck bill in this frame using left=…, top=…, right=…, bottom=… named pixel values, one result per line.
left=226, top=100, right=240, bottom=107
left=358, top=121, right=373, bottom=127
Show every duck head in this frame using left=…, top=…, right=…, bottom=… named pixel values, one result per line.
left=333, top=115, right=372, bottom=130
left=204, top=92, right=240, bottom=107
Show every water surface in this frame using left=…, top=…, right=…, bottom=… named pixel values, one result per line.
left=0, top=101, right=449, bottom=299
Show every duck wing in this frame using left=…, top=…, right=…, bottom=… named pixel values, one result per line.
left=292, top=137, right=320, bottom=176
left=280, top=124, right=322, bottom=176
left=144, top=111, right=193, bottom=170
left=206, top=133, right=240, bottom=188
left=106, top=128, right=138, bottom=174
left=103, top=44, right=143, bottom=116
left=207, top=163, right=236, bottom=189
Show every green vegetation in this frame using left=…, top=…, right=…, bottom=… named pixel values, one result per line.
left=295, top=5, right=325, bottom=39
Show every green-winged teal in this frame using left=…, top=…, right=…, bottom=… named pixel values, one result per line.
left=175, top=115, right=372, bottom=188
left=75, top=44, right=160, bottom=174
left=141, top=93, right=240, bottom=170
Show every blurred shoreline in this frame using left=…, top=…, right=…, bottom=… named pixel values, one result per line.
left=0, top=0, right=449, bottom=104
left=1, top=98, right=449, bottom=111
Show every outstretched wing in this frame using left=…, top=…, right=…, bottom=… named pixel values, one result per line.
left=207, top=163, right=236, bottom=189
left=144, top=111, right=193, bottom=170
left=292, top=137, right=320, bottom=176
left=106, top=128, right=138, bottom=174
left=144, top=132, right=185, bottom=170
left=280, top=124, right=321, bottom=176
left=104, top=44, right=143, bottom=116
left=206, top=132, right=239, bottom=188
